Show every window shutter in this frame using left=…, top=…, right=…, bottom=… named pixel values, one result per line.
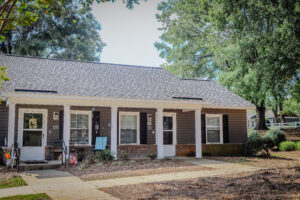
left=223, top=115, right=229, bottom=143
left=140, top=112, right=147, bottom=144
left=59, top=110, right=64, bottom=140
left=201, top=114, right=206, bottom=144
left=92, top=111, right=100, bottom=145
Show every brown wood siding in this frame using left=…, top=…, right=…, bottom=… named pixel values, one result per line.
left=0, top=101, right=8, bottom=145
left=176, top=109, right=247, bottom=144
left=14, top=105, right=64, bottom=145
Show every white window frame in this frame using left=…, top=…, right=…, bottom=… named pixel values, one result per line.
left=163, top=112, right=177, bottom=146
left=119, top=112, right=140, bottom=145
left=70, top=110, right=92, bottom=146
left=18, top=108, right=48, bottom=148
left=206, top=114, right=223, bottom=144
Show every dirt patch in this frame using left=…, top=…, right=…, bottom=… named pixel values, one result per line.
left=0, top=166, right=19, bottom=181
left=208, top=150, right=300, bottom=168
left=101, top=167, right=300, bottom=200
left=59, top=159, right=199, bottom=180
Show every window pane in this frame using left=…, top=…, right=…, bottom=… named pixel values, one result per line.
left=207, top=117, right=220, bottom=130
left=24, top=113, right=43, bottom=129
left=71, top=114, right=77, bottom=128
left=77, top=114, right=83, bottom=128
left=82, top=114, right=89, bottom=128
left=23, top=131, right=42, bottom=146
left=70, top=129, right=89, bottom=144
left=163, top=131, right=173, bottom=145
left=120, top=115, right=137, bottom=129
left=163, top=117, right=173, bottom=130
left=207, top=130, right=220, bottom=143
left=120, top=129, right=137, bottom=144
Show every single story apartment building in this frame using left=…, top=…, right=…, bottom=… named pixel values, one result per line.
left=0, top=54, right=254, bottom=161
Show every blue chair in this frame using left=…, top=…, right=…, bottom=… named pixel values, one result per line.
left=93, top=137, right=107, bottom=152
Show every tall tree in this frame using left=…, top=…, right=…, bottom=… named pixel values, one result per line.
left=1, top=0, right=104, bottom=61
left=156, top=0, right=300, bottom=130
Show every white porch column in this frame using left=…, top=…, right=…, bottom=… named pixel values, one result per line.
left=110, top=106, right=118, bottom=159
left=195, top=109, right=202, bottom=158
left=63, top=105, right=70, bottom=160
left=7, top=103, right=16, bottom=147
left=156, top=108, right=164, bottom=159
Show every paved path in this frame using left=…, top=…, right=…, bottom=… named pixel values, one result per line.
left=0, top=159, right=260, bottom=199
left=0, top=170, right=117, bottom=200
left=88, top=158, right=260, bottom=189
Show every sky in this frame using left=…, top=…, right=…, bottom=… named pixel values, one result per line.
left=92, top=0, right=164, bottom=67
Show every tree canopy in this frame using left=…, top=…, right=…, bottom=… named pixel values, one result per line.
left=156, top=0, right=300, bottom=129
left=1, top=0, right=104, bottom=61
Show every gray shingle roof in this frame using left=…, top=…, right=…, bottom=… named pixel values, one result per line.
left=0, top=54, right=254, bottom=108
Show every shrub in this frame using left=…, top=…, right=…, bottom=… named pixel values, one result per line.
left=296, top=141, right=300, bottom=150
left=261, top=137, right=274, bottom=156
left=243, top=136, right=264, bottom=156
left=147, top=152, right=157, bottom=160
left=264, top=129, right=285, bottom=147
left=85, top=153, right=97, bottom=164
left=279, top=141, right=296, bottom=151
left=97, top=149, right=114, bottom=162
left=248, top=130, right=261, bottom=139
left=119, top=153, right=130, bottom=161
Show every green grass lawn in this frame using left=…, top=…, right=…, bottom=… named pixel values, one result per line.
left=0, top=193, right=51, bottom=200
left=0, top=176, right=27, bottom=189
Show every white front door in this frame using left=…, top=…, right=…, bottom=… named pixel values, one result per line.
left=18, top=109, right=47, bottom=161
left=163, top=113, right=176, bottom=157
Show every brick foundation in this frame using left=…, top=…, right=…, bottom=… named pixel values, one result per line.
left=117, top=145, right=157, bottom=159
left=176, top=144, right=244, bottom=156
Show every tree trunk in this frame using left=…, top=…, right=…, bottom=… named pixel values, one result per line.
left=279, top=102, right=285, bottom=123
left=255, top=105, right=268, bottom=130
left=272, top=109, right=279, bottom=123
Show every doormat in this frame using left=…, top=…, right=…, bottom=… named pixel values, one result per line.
left=23, top=161, right=48, bottom=164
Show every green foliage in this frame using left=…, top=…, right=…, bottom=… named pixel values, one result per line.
left=156, top=0, right=299, bottom=129
left=282, top=98, right=300, bottom=117
left=84, top=153, right=97, bottom=164
left=296, top=141, right=300, bottom=150
left=264, top=129, right=286, bottom=147
left=279, top=141, right=296, bottom=151
left=0, top=193, right=51, bottom=200
left=243, top=136, right=264, bottom=156
left=0, top=176, right=27, bottom=189
left=0, top=66, right=9, bottom=101
left=1, top=0, right=104, bottom=62
left=119, top=153, right=130, bottom=161
left=97, top=149, right=114, bottom=162
left=248, top=130, right=261, bottom=139
left=147, top=152, right=157, bottom=160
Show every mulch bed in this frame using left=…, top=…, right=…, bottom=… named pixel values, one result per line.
left=0, top=165, right=19, bottom=181
left=101, top=167, right=300, bottom=200
left=59, top=159, right=197, bottom=178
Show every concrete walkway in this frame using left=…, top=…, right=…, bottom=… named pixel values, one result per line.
left=0, top=170, right=117, bottom=200
left=0, top=159, right=260, bottom=199
left=88, top=158, right=260, bottom=189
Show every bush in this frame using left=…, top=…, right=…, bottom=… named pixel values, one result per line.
left=119, top=153, right=130, bottom=161
left=248, top=130, right=261, bottom=139
left=147, top=152, right=157, bottom=160
left=85, top=153, right=97, bottom=164
left=264, top=129, right=286, bottom=147
left=97, top=149, right=114, bottom=162
left=279, top=141, right=296, bottom=151
left=243, top=136, right=264, bottom=156
left=296, top=141, right=300, bottom=150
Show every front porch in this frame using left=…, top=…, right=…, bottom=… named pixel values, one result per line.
left=5, top=96, right=246, bottom=162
